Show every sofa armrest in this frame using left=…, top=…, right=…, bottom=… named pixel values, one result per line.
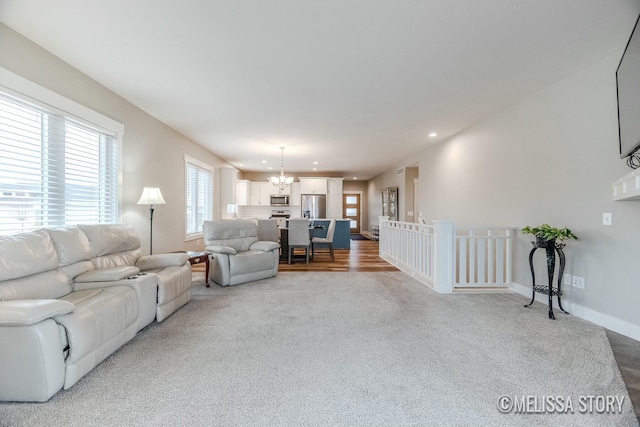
left=250, top=241, right=281, bottom=252
left=74, top=266, right=140, bottom=283
left=0, top=300, right=75, bottom=326
left=205, top=245, right=237, bottom=255
left=136, top=253, right=189, bottom=271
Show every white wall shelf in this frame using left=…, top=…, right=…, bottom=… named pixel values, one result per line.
left=613, top=170, right=640, bottom=201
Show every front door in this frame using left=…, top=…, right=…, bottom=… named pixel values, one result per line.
left=343, top=193, right=361, bottom=233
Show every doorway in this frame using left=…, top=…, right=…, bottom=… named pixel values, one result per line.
left=343, top=193, right=361, bottom=233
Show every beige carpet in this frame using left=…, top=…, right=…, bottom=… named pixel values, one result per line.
left=0, top=271, right=636, bottom=426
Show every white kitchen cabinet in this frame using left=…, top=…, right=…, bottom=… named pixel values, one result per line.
left=290, top=182, right=301, bottom=206
left=271, top=182, right=291, bottom=195
left=250, top=181, right=271, bottom=205
left=299, top=177, right=327, bottom=195
left=237, top=180, right=250, bottom=206
left=327, top=178, right=344, bottom=219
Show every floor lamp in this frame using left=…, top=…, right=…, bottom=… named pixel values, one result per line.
left=137, top=187, right=166, bottom=255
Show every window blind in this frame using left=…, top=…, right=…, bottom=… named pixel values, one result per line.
left=0, top=93, right=118, bottom=235
left=185, top=159, right=213, bottom=237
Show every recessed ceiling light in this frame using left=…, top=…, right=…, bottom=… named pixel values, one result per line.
left=353, top=177, right=358, bottom=180
left=312, top=167, right=317, bottom=171
left=261, top=160, right=267, bottom=163
left=267, top=167, right=272, bottom=170
left=313, top=161, right=318, bottom=165
left=428, top=132, right=438, bottom=138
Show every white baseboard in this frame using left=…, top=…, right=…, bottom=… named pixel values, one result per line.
left=511, top=282, right=640, bottom=342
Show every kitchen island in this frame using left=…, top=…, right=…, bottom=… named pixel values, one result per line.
left=309, top=219, right=351, bottom=250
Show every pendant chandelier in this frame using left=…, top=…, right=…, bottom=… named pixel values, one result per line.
left=270, top=146, right=294, bottom=191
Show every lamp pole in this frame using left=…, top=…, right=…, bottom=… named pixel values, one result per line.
left=137, top=187, right=166, bottom=255
left=149, top=203, right=155, bottom=255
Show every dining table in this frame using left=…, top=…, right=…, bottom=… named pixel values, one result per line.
left=278, top=224, right=325, bottom=262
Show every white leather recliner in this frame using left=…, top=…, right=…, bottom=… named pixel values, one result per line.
left=203, top=220, right=280, bottom=286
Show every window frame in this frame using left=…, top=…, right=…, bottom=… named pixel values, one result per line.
left=0, top=67, right=124, bottom=233
left=184, top=154, right=214, bottom=241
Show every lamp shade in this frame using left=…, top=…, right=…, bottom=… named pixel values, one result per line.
left=137, top=187, right=166, bottom=205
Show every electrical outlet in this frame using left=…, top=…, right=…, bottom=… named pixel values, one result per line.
left=563, top=274, right=572, bottom=286
left=572, top=276, right=585, bottom=289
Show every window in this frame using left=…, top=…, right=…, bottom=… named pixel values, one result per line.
left=0, top=89, right=120, bottom=235
left=185, top=155, right=213, bottom=239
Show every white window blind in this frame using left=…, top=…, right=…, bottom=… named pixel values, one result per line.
left=185, top=157, right=213, bottom=238
left=0, top=93, right=118, bottom=235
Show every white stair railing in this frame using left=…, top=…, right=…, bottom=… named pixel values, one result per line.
left=453, top=227, right=514, bottom=288
left=379, top=219, right=514, bottom=293
left=379, top=219, right=435, bottom=286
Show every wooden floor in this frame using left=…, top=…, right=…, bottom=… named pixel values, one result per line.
left=190, top=236, right=398, bottom=274
left=606, top=330, right=640, bottom=421
left=278, top=236, right=398, bottom=272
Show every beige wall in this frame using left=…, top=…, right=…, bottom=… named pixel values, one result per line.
left=371, top=51, right=640, bottom=338
left=0, top=24, right=233, bottom=254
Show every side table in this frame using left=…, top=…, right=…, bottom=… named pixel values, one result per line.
left=184, top=251, right=210, bottom=287
left=523, top=239, right=569, bottom=319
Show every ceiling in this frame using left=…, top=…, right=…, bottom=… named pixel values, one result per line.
left=1, top=0, right=638, bottom=180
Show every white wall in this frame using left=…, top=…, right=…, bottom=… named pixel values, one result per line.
left=0, top=23, right=233, bottom=254
left=374, top=51, right=640, bottom=338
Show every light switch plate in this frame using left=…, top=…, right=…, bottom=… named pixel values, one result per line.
left=603, top=213, right=612, bottom=226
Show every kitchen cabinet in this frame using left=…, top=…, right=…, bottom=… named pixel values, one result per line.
left=327, top=178, right=343, bottom=219
left=237, top=180, right=250, bottom=206
left=250, top=182, right=271, bottom=205
left=299, top=177, right=327, bottom=194
left=272, top=182, right=291, bottom=195
left=290, top=182, right=301, bottom=206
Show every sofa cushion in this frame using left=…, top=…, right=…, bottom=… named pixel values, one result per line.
left=92, top=249, right=142, bottom=269
left=78, top=224, right=141, bottom=258
left=46, top=226, right=92, bottom=267
left=57, top=286, right=138, bottom=364
left=0, top=269, right=72, bottom=302
left=0, top=230, right=58, bottom=281
left=136, top=253, right=189, bottom=271
left=203, top=220, right=258, bottom=253
left=61, top=289, right=103, bottom=305
left=46, top=226, right=96, bottom=281
left=229, top=250, right=276, bottom=275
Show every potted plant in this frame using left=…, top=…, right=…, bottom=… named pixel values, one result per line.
left=522, top=223, right=578, bottom=246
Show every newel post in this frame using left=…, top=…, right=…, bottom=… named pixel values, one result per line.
left=432, top=220, right=454, bottom=294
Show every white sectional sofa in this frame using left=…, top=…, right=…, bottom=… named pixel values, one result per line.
left=0, top=224, right=192, bottom=402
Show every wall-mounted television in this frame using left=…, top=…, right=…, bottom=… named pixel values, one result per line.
left=617, top=13, right=640, bottom=160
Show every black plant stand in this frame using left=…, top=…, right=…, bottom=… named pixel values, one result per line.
left=524, top=239, right=569, bottom=319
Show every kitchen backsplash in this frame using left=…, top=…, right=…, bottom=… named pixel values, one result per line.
left=236, top=205, right=302, bottom=219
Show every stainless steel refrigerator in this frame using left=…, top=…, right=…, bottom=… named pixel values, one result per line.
left=301, top=194, right=326, bottom=219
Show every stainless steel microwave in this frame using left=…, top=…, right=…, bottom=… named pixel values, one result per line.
left=270, top=195, right=290, bottom=206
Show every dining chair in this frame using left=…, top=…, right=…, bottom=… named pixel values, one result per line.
left=288, top=219, right=311, bottom=264
left=311, top=218, right=336, bottom=261
left=258, top=219, right=279, bottom=243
